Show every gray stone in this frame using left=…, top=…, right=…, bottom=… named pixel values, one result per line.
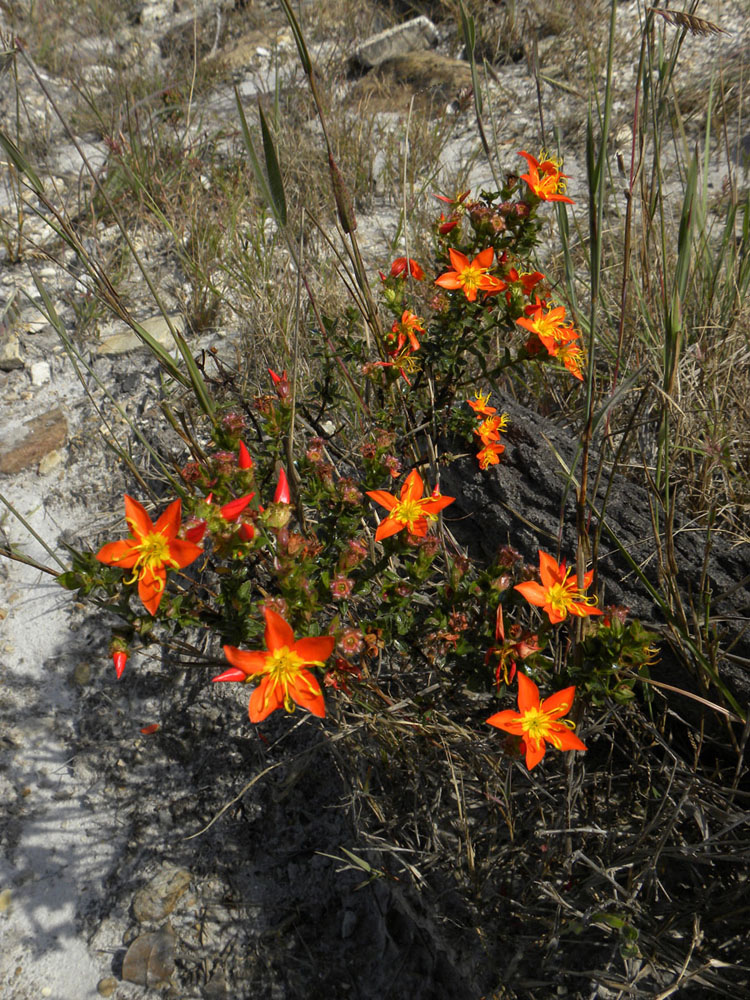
left=132, top=864, right=192, bottom=923
left=97, top=314, right=185, bottom=356
left=0, top=333, right=23, bottom=371
left=52, top=138, right=107, bottom=178
left=30, top=361, right=51, bottom=386
left=352, top=16, right=438, bottom=70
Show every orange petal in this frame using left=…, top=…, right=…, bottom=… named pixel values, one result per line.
left=540, top=685, right=576, bottom=719
left=435, top=273, right=462, bottom=290
left=294, top=635, right=335, bottom=666
left=545, top=605, right=568, bottom=625
left=168, top=538, right=203, bottom=569
left=138, top=566, right=166, bottom=615
left=447, top=248, right=470, bottom=272
left=486, top=709, right=524, bottom=734
left=516, top=672, right=540, bottom=714
left=421, top=494, right=455, bottom=515
left=375, top=516, right=405, bottom=541
left=96, top=539, right=139, bottom=568
left=153, top=498, right=182, bottom=541
left=514, top=580, right=547, bottom=607
left=123, top=495, right=154, bottom=539
left=366, top=489, right=398, bottom=512
left=551, top=728, right=587, bottom=752
left=264, top=607, right=295, bottom=651
left=474, top=247, right=494, bottom=269
left=288, top=670, right=326, bottom=717
left=249, top=677, right=284, bottom=722
left=400, top=468, right=424, bottom=502
left=524, top=738, right=546, bottom=769
left=538, top=551, right=562, bottom=587
left=223, top=645, right=270, bottom=676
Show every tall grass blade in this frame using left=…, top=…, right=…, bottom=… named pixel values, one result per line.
left=235, top=87, right=285, bottom=229
left=258, top=100, right=287, bottom=227
left=277, top=0, right=313, bottom=76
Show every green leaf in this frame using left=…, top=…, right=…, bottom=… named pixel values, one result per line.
left=0, top=128, right=45, bottom=196
left=235, top=88, right=285, bottom=229
left=257, top=99, right=287, bottom=227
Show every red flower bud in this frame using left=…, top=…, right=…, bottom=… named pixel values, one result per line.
left=238, top=441, right=253, bottom=469
left=212, top=667, right=248, bottom=683
left=274, top=467, right=291, bottom=504
left=113, top=651, right=128, bottom=680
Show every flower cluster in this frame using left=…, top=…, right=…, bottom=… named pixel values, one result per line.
left=75, top=140, right=618, bottom=782
left=467, top=392, right=509, bottom=469
left=517, top=298, right=584, bottom=380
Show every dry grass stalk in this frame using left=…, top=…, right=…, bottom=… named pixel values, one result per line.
left=647, top=7, right=730, bottom=37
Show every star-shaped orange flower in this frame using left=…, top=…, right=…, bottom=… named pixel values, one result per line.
left=514, top=551, right=602, bottom=624
left=518, top=151, right=574, bottom=204
left=214, top=608, right=335, bottom=722
left=366, top=469, right=454, bottom=541
left=486, top=672, right=587, bottom=769
left=435, top=247, right=506, bottom=302
left=96, top=496, right=203, bottom=615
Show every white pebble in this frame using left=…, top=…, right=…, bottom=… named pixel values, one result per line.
left=30, top=361, right=51, bottom=385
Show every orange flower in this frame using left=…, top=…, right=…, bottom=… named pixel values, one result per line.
left=391, top=310, right=425, bottom=353
left=435, top=247, right=506, bottom=302
left=372, top=349, right=421, bottom=385
left=96, top=496, right=203, bottom=615
left=555, top=338, right=584, bottom=380
left=514, top=551, right=602, bottom=624
left=477, top=442, right=505, bottom=469
left=366, top=469, right=454, bottom=541
left=516, top=299, right=579, bottom=354
left=390, top=257, right=425, bottom=280
left=518, top=150, right=574, bottom=204
left=474, top=414, right=508, bottom=446
left=214, top=608, right=335, bottom=722
left=486, top=672, right=586, bottom=769
left=467, top=391, right=497, bottom=417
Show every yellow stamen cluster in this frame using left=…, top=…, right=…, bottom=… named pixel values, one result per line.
left=123, top=533, right=179, bottom=590
left=393, top=498, right=435, bottom=531
left=520, top=703, right=575, bottom=747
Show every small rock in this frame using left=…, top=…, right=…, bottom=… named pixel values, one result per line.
left=0, top=888, right=12, bottom=912
left=132, top=864, right=191, bottom=923
left=38, top=449, right=64, bottom=475
left=97, top=314, right=185, bottom=356
left=96, top=977, right=117, bottom=997
left=352, top=16, right=438, bottom=70
left=72, top=662, right=91, bottom=687
left=30, top=361, right=51, bottom=386
left=374, top=51, right=473, bottom=95
left=0, top=408, right=68, bottom=475
left=121, top=925, right=175, bottom=987
left=0, top=333, right=23, bottom=371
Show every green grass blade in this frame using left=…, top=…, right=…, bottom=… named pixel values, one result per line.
left=235, top=87, right=284, bottom=229
left=258, top=99, right=287, bottom=227
left=277, top=0, right=312, bottom=76
left=0, top=127, right=45, bottom=196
